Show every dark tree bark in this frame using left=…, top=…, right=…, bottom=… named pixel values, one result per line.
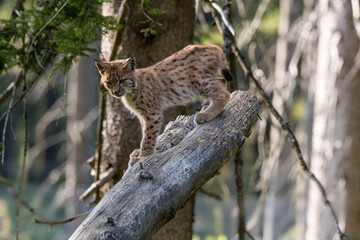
left=97, top=0, right=196, bottom=238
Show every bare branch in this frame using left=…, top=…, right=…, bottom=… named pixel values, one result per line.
left=80, top=168, right=116, bottom=202
left=141, top=0, right=156, bottom=23
left=236, top=0, right=271, bottom=48
left=109, top=0, right=128, bottom=61
left=0, top=72, right=23, bottom=106
left=28, top=0, right=69, bottom=49
left=34, top=211, right=90, bottom=226
left=199, top=188, right=222, bottom=201
left=209, top=1, right=235, bottom=37
left=8, top=188, right=43, bottom=218
left=1, top=83, right=18, bottom=165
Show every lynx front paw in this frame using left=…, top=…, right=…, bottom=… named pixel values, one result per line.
left=129, top=149, right=141, bottom=167
left=130, top=149, right=141, bottom=158
left=194, top=112, right=213, bottom=124
left=129, top=155, right=141, bottom=167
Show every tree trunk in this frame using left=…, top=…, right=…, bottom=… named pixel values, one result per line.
left=65, top=57, right=92, bottom=233
left=294, top=0, right=315, bottom=238
left=70, top=90, right=259, bottom=240
left=98, top=0, right=196, bottom=238
left=263, top=0, right=294, bottom=239
left=306, top=0, right=360, bottom=239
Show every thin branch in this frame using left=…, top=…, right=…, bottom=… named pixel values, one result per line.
left=236, top=0, right=270, bottom=48
left=245, top=230, right=256, bottom=240
left=1, top=81, right=18, bottom=165
left=93, top=88, right=107, bottom=203
left=208, top=2, right=350, bottom=239
left=19, top=79, right=28, bottom=194
left=8, top=188, right=43, bottom=217
left=199, top=188, right=222, bottom=201
left=34, top=211, right=90, bottom=226
left=109, top=0, right=128, bottom=61
left=28, top=0, right=69, bottom=49
left=0, top=71, right=24, bottom=106
left=209, top=1, right=235, bottom=37
left=141, top=0, right=155, bottom=23
left=0, top=70, right=43, bottom=122
left=80, top=168, right=116, bottom=202
left=16, top=71, right=29, bottom=240
left=34, top=48, right=49, bottom=78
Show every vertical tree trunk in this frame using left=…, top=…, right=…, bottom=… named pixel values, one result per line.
left=99, top=0, right=195, bottom=238
left=65, top=57, right=91, bottom=233
left=294, top=0, right=315, bottom=238
left=306, top=0, right=360, bottom=239
left=263, top=0, right=294, bottom=239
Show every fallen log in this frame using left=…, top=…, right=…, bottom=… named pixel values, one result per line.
left=70, top=90, right=259, bottom=240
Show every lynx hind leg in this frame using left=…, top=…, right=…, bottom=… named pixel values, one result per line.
left=194, top=83, right=230, bottom=124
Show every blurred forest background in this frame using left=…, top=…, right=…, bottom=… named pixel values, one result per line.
left=0, top=0, right=360, bottom=239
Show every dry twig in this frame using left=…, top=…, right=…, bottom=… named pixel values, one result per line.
left=34, top=211, right=90, bottom=226
left=80, top=168, right=116, bottom=202
left=199, top=188, right=222, bottom=201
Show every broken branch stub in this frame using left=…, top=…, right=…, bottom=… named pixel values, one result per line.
left=70, top=90, right=259, bottom=240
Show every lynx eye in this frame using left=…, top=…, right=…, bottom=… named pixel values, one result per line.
left=106, top=81, right=112, bottom=86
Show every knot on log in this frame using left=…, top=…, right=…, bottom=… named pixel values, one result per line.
left=137, top=171, right=153, bottom=181
left=106, top=217, right=115, bottom=226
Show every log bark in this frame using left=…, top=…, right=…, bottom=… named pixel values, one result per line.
left=70, top=90, right=259, bottom=240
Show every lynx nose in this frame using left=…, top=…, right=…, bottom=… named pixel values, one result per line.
left=113, top=89, right=125, bottom=97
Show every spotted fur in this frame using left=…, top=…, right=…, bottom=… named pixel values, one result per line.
left=95, top=45, right=232, bottom=166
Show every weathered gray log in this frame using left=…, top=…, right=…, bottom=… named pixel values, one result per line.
left=70, top=90, right=259, bottom=240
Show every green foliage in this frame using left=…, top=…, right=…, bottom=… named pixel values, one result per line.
left=0, top=0, right=120, bottom=75
left=147, top=7, right=166, bottom=16
left=138, top=0, right=166, bottom=38
left=140, top=21, right=163, bottom=37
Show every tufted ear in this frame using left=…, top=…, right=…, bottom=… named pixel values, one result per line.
left=123, top=56, right=136, bottom=71
left=95, top=60, right=109, bottom=75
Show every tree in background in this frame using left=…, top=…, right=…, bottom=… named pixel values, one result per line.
left=96, top=0, right=196, bottom=238
left=65, top=55, right=98, bottom=234
left=306, top=0, right=360, bottom=239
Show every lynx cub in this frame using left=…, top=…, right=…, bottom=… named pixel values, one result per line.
left=95, top=45, right=232, bottom=166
